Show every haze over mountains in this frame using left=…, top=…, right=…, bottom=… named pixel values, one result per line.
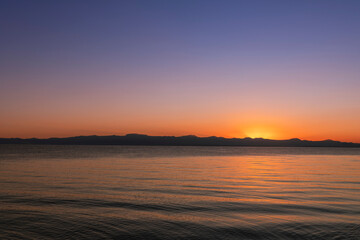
left=1, top=134, right=359, bottom=148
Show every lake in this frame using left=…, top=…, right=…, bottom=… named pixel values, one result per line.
left=0, top=145, right=359, bottom=239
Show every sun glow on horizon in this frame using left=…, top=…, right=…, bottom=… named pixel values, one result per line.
left=243, top=126, right=278, bottom=139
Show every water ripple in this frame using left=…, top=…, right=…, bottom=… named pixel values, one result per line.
left=1, top=145, right=360, bottom=239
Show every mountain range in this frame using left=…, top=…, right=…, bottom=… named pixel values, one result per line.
left=1, top=134, right=359, bottom=147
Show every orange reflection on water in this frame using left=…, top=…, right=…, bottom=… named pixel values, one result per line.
left=1, top=146, right=359, bottom=227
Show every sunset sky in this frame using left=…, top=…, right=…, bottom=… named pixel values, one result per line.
left=1, top=0, right=360, bottom=142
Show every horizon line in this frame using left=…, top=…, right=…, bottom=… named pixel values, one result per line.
left=1, top=133, right=359, bottom=145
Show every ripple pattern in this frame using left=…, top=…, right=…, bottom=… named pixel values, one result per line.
left=0, top=145, right=360, bottom=239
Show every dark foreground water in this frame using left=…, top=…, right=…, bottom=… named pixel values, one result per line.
left=0, top=145, right=360, bottom=239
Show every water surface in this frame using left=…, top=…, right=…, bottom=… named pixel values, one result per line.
left=1, top=145, right=360, bottom=239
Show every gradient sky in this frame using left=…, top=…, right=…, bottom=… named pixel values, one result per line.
left=1, top=0, right=360, bottom=142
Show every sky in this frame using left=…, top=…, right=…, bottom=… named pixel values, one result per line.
left=1, top=0, right=360, bottom=142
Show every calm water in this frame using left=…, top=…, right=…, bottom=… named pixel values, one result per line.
left=0, top=145, right=360, bottom=239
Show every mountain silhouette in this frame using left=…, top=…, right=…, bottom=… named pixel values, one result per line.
left=0, top=134, right=359, bottom=147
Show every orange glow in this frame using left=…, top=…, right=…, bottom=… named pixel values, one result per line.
left=1, top=99, right=360, bottom=142
left=244, top=126, right=277, bottom=139
left=1, top=113, right=360, bottom=143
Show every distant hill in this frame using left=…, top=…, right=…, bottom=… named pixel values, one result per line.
left=0, top=134, right=359, bottom=147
